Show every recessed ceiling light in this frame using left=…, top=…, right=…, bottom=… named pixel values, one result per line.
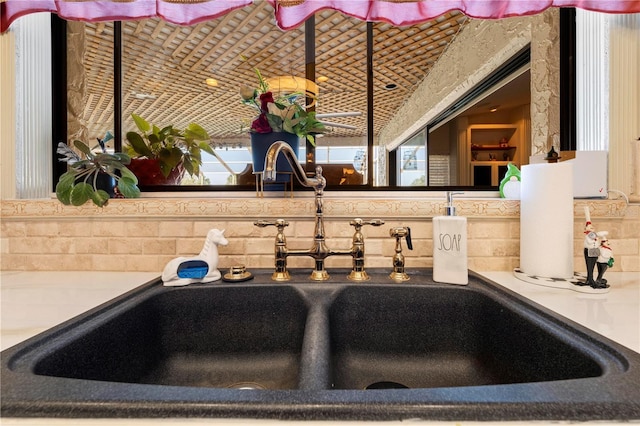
left=317, top=76, right=329, bottom=83
left=384, top=83, right=398, bottom=90
left=205, top=78, right=218, bottom=87
left=489, top=105, right=499, bottom=112
left=133, top=92, right=156, bottom=100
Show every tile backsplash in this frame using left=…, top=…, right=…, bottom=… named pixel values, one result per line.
left=1, top=197, right=637, bottom=273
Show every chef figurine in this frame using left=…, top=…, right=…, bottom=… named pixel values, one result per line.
left=583, top=220, right=599, bottom=288
left=595, top=231, right=613, bottom=289
left=581, top=206, right=612, bottom=289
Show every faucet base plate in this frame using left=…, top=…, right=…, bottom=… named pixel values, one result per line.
left=348, top=271, right=370, bottom=282
left=310, top=270, right=330, bottom=281
left=272, top=271, right=291, bottom=281
left=389, top=272, right=410, bottom=282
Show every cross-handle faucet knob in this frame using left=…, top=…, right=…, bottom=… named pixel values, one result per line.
left=254, top=219, right=290, bottom=281
left=349, top=218, right=385, bottom=228
left=389, top=227, right=413, bottom=282
left=254, top=219, right=289, bottom=229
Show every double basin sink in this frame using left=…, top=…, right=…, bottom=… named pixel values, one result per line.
left=2, top=269, right=639, bottom=420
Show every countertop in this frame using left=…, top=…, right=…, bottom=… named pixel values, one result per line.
left=1, top=270, right=638, bottom=426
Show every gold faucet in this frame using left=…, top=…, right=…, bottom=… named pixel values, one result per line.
left=256, top=141, right=384, bottom=281
left=254, top=219, right=290, bottom=281
left=389, top=227, right=413, bottom=282
left=347, top=218, right=385, bottom=281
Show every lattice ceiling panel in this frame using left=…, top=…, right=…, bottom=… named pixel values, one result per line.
left=80, top=1, right=466, bottom=145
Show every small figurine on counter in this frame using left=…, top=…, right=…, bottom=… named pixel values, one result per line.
left=545, top=134, right=561, bottom=163
left=579, top=206, right=611, bottom=289
left=162, top=228, right=229, bottom=286
left=544, top=146, right=561, bottom=163
left=583, top=221, right=599, bottom=287
left=595, top=231, right=613, bottom=288
left=499, top=163, right=521, bottom=199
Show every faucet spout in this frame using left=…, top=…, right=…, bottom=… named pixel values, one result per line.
left=263, top=141, right=326, bottom=195
left=263, top=141, right=331, bottom=280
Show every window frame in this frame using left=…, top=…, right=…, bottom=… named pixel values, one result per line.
left=51, top=13, right=577, bottom=193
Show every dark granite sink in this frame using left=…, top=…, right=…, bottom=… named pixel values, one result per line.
left=329, top=286, right=603, bottom=390
left=32, top=286, right=308, bottom=390
left=2, top=269, right=639, bottom=421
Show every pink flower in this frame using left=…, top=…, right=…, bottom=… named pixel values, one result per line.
left=259, top=92, right=274, bottom=113
left=251, top=113, right=272, bottom=133
left=251, top=91, right=276, bottom=133
left=239, top=66, right=325, bottom=143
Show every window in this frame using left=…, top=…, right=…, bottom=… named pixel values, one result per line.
left=3, top=7, right=637, bottom=198
left=53, top=2, right=474, bottom=192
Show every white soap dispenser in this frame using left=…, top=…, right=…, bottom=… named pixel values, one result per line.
left=432, top=191, right=468, bottom=285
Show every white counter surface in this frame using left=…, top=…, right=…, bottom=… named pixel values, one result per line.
left=1, top=270, right=639, bottom=426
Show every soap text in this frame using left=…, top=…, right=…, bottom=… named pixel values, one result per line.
left=436, top=233, right=463, bottom=252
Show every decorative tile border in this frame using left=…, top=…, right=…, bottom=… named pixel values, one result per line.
left=0, top=197, right=628, bottom=221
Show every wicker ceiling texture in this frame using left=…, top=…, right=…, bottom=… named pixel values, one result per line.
left=81, top=0, right=466, bottom=145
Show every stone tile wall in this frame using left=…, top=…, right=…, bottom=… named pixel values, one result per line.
left=1, top=197, right=637, bottom=274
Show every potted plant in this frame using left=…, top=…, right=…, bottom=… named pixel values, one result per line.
left=55, top=140, right=140, bottom=207
left=240, top=66, right=326, bottom=177
left=124, top=114, right=215, bottom=185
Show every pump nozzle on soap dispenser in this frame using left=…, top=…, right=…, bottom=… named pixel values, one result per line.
left=432, top=192, right=468, bottom=285
left=445, top=191, right=463, bottom=216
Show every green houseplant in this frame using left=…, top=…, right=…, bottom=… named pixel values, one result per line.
left=240, top=66, right=326, bottom=179
left=55, top=140, right=140, bottom=207
left=240, top=66, right=326, bottom=145
left=125, top=114, right=215, bottom=185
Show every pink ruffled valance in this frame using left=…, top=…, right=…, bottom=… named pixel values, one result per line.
left=2, top=0, right=639, bottom=32
left=272, top=0, right=640, bottom=29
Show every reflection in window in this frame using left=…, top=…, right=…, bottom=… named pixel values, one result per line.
left=396, top=131, right=427, bottom=186
left=395, top=124, right=456, bottom=187
left=111, top=5, right=370, bottom=187
left=428, top=156, right=450, bottom=186
left=70, top=2, right=467, bottom=189
left=75, top=22, right=114, bottom=148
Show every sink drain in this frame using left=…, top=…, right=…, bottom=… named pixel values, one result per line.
left=365, top=381, right=409, bottom=390
left=227, top=382, right=267, bottom=390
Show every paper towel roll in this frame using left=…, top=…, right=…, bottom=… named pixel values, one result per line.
left=520, top=162, right=574, bottom=279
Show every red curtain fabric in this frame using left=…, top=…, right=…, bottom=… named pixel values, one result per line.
left=2, top=0, right=639, bottom=32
